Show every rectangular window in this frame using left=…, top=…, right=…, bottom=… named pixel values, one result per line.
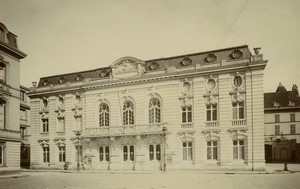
left=20, top=91, right=26, bottom=102
left=183, top=142, right=193, bottom=161
left=291, top=124, right=296, bottom=134
left=20, top=127, right=25, bottom=139
left=0, top=143, right=5, bottom=166
left=42, top=119, right=49, bottom=133
left=206, top=105, right=218, bottom=121
left=20, top=109, right=27, bottom=120
left=233, top=140, right=244, bottom=160
left=207, top=141, right=218, bottom=160
left=275, top=125, right=280, bottom=135
left=275, top=114, right=280, bottom=123
left=99, top=146, right=110, bottom=162
left=290, top=114, right=295, bottom=122
left=43, top=147, right=50, bottom=163
left=233, top=102, right=244, bottom=120
left=182, top=106, right=192, bottom=123
left=0, top=67, right=6, bottom=83
left=0, top=105, right=6, bottom=129
left=59, top=146, right=66, bottom=162
left=123, top=145, right=134, bottom=161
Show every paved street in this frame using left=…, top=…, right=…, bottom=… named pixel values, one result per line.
left=0, top=170, right=300, bottom=189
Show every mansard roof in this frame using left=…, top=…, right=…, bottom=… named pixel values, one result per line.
left=0, top=22, right=27, bottom=59
left=37, top=45, right=256, bottom=87
left=264, top=83, right=300, bottom=110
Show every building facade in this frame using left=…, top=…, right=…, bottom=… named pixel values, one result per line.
left=28, top=45, right=267, bottom=171
left=20, top=85, right=30, bottom=168
left=264, top=83, right=300, bottom=163
left=0, top=22, right=27, bottom=174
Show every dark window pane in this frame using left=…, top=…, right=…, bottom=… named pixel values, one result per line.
left=105, top=146, right=109, bottom=161
left=149, top=145, right=154, bottom=161
left=130, top=145, right=134, bottom=161
left=156, top=145, right=161, bottom=161
left=123, top=146, right=128, bottom=161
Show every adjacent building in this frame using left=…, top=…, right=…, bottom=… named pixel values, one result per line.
left=20, top=85, right=30, bottom=168
left=0, top=22, right=27, bottom=174
left=28, top=45, right=267, bottom=171
left=264, top=83, right=300, bottom=163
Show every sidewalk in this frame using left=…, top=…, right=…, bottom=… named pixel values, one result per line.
left=1, top=163, right=299, bottom=179
left=20, top=163, right=300, bottom=175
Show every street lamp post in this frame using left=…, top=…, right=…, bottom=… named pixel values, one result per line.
left=76, top=131, right=81, bottom=171
left=162, top=126, right=167, bottom=172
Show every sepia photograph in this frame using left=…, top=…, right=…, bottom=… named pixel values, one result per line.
left=0, top=0, right=299, bottom=188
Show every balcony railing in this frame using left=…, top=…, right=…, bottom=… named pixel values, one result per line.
left=205, top=121, right=219, bottom=127
left=181, top=123, right=194, bottom=128
left=85, top=123, right=165, bottom=137
left=231, top=119, right=247, bottom=126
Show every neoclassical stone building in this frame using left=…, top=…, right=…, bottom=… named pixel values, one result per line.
left=0, top=22, right=27, bottom=174
left=28, top=45, right=267, bottom=171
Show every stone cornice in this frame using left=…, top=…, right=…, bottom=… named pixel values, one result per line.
left=0, top=41, right=27, bottom=59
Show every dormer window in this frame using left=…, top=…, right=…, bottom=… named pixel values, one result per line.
left=99, top=70, right=108, bottom=78
left=273, top=101, right=280, bottom=107
left=149, top=62, right=159, bottom=70
left=205, top=54, right=217, bottom=63
left=180, top=57, right=192, bottom=66
left=230, top=50, right=243, bottom=59
left=43, top=80, right=48, bottom=86
left=288, top=100, right=295, bottom=106
left=75, top=74, right=83, bottom=81
left=59, top=77, right=65, bottom=84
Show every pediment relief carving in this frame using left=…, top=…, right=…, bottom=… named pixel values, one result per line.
left=111, top=57, right=145, bottom=79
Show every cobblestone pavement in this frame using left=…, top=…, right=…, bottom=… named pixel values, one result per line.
left=0, top=171, right=300, bottom=189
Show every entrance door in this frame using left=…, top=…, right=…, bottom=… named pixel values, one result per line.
left=99, top=146, right=110, bottom=170
left=280, top=148, right=288, bottom=162
left=123, top=145, right=135, bottom=170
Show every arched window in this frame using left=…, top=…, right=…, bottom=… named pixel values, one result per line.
left=123, top=101, right=134, bottom=125
left=149, top=98, right=161, bottom=123
left=0, top=98, right=6, bottom=129
left=99, top=103, right=109, bottom=127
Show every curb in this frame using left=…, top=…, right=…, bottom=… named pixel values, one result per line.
left=20, top=169, right=296, bottom=175
left=0, top=174, right=29, bottom=179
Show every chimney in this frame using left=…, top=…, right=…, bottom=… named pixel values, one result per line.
left=292, top=84, right=299, bottom=96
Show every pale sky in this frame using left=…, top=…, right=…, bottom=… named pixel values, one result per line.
left=0, top=0, right=299, bottom=92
